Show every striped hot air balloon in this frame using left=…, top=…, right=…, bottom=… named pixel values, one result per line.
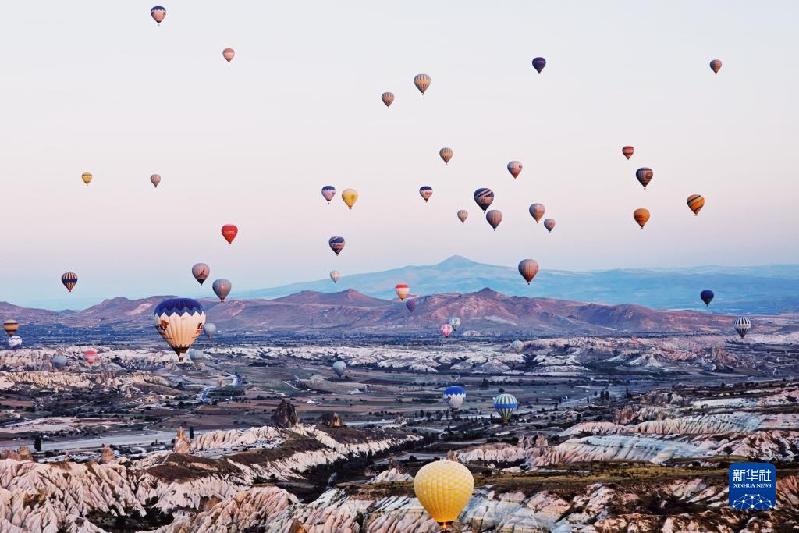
left=3, top=320, right=19, bottom=337
left=321, top=186, right=336, bottom=203
left=734, top=316, right=751, bottom=339
left=414, top=460, right=474, bottom=530
left=414, top=73, right=431, bottom=94
left=150, top=5, right=166, bottom=24
left=222, top=48, right=235, bottom=62
left=153, top=298, right=206, bottom=361
left=192, top=263, right=210, bottom=285
left=439, top=147, right=453, bottom=165
left=457, top=209, right=468, bottom=223
left=61, top=272, right=78, bottom=292
left=381, top=92, right=394, bottom=107
left=633, top=208, right=650, bottom=229
left=636, top=168, right=653, bottom=189
left=443, top=385, right=466, bottom=409
left=529, top=203, right=545, bottom=223
left=518, top=259, right=539, bottom=285
left=328, top=236, right=345, bottom=255
left=486, top=209, right=502, bottom=230
left=687, top=194, right=705, bottom=216
left=507, top=161, right=523, bottom=179
left=212, top=279, right=231, bottom=302
left=221, top=225, right=238, bottom=244
left=395, top=283, right=410, bottom=301
left=493, top=393, right=518, bottom=423
left=419, top=186, right=433, bottom=202
left=473, top=188, right=494, bottom=212
left=622, top=146, right=634, bottom=160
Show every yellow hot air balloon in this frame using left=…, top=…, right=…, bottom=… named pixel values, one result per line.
left=342, top=188, right=359, bottom=209
left=81, top=172, right=93, bottom=185
left=414, top=459, right=474, bottom=530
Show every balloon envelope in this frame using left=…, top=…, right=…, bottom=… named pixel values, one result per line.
left=81, top=172, right=93, bottom=185
left=687, top=194, right=705, bottom=215
left=622, top=146, right=634, bottom=160
left=473, top=188, right=494, bottom=211
left=511, top=340, right=524, bottom=353
left=52, top=354, right=68, bottom=369
left=328, top=236, right=345, bottom=255
left=507, top=161, right=523, bottom=179
left=332, top=360, right=347, bottom=378
left=381, top=92, right=394, bottom=107
left=150, top=5, right=166, bottom=24
left=735, top=316, right=751, bottom=339
left=529, top=203, right=545, bottom=223
left=61, top=272, right=78, bottom=293
left=457, top=209, right=468, bottom=223
left=440, top=324, right=453, bottom=337
left=543, top=219, right=556, bottom=233
left=406, top=298, right=417, bottom=313
left=330, top=270, right=341, bottom=283
left=221, top=225, right=238, bottom=244
left=395, top=283, right=410, bottom=301
left=3, top=320, right=19, bottom=337
left=321, top=186, right=336, bottom=203
left=633, top=208, right=651, bottom=229
left=532, top=57, right=546, bottom=73
left=222, top=48, right=235, bottom=62
left=204, top=322, right=217, bottom=339
left=443, top=385, right=466, bottom=409
left=518, top=259, right=539, bottom=284
left=154, top=298, right=206, bottom=361
left=439, top=147, right=453, bottom=164
left=448, top=317, right=461, bottom=331
left=342, top=188, right=359, bottom=209
left=486, top=210, right=502, bottom=230
left=419, top=186, right=433, bottom=202
left=414, top=460, right=474, bottom=528
left=192, top=263, right=210, bottom=285
left=494, top=393, right=518, bottom=423
left=700, top=290, right=714, bottom=307
left=414, top=73, right=431, bottom=94
left=636, top=168, right=653, bottom=188
left=710, top=59, right=722, bottom=74
left=212, top=279, right=232, bottom=302
left=150, top=174, right=161, bottom=188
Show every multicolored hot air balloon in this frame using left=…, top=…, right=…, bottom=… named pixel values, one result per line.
left=414, top=460, right=474, bottom=530
left=192, top=263, right=210, bottom=285
left=439, top=147, right=453, bottom=165
left=381, top=92, right=394, bottom=107
left=529, top=203, right=545, bottom=223
left=709, top=59, right=723, bottom=74
left=321, top=186, right=336, bottom=203
left=83, top=348, right=99, bottom=365
left=342, top=188, right=359, bottom=209
left=61, top=272, right=78, bottom=293
left=395, top=283, right=410, bottom=301
left=204, top=322, right=217, bottom=339
left=633, top=208, right=651, bottom=229
left=414, top=73, right=431, bottom=95
left=511, top=340, right=524, bottom=354
left=328, top=236, right=345, bottom=255
left=332, top=360, right=346, bottom=378
left=153, top=298, right=206, bottom=361
left=494, top=393, right=518, bottom=423
left=3, top=320, right=19, bottom=337
left=532, top=57, right=546, bottom=74
left=443, top=386, right=466, bottom=410
left=507, top=161, right=523, bottom=179
left=700, top=290, right=714, bottom=307
left=420, top=186, right=433, bottom=202
left=486, top=209, right=502, bottom=230
left=212, top=279, right=231, bottom=302
left=81, top=172, right=93, bottom=186
left=406, top=298, right=417, bottom=313
left=222, top=48, right=235, bottom=62
left=457, top=210, right=468, bottom=223
left=448, top=317, right=461, bottom=331
left=687, top=194, right=705, bottom=216
left=474, top=188, right=494, bottom=212
left=221, top=225, right=238, bottom=244
left=150, top=174, right=161, bottom=188
left=543, top=219, right=556, bottom=233
left=735, top=317, right=751, bottom=339
left=330, top=270, right=341, bottom=283
left=440, top=324, right=453, bottom=338
left=622, top=146, right=634, bottom=160
left=636, top=168, right=653, bottom=189
left=518, top=259, right=539, bottom=285
left=150, top=5, right=166, bottom=24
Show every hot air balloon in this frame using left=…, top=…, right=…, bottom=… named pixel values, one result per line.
left=414, top=73, right=431, bottom=95
left=420, top=186, right=433, bottom=202
left=687, top=194, right=705, bottom=216
left=212, top=279, right=231, bottom=302
left=61, top=272, right=78, bottom=293
left=395, top=283, right=410, bottom=301
left=457, top=210, right=468, bottom=223
left=633, top=208, right=650, bottom=229
left=441, top=324, right=453, bottom=338
left=543, top=219, right=556, bottom=233
left=83, top=348, right=99, bottom=365
left=52, top=354, right=68, bottom=369
left=414, top=460, right=474, bottom=530
left=192, top=263, right=210, bottom=285
left=532, top=57, right=546, bottom=74
left=204, top=322, right=217, bottom=339
left=81, top=172, right=93, bottom=186
left=494, top=393, right=518, bottom=423
left=406, top=298, right=417, bottom=313
left=3, top=320, right=19, bottom=337
left=529, top=203, right=545, bottom=223
left=153, top=298, right=206, bottom=361
left=518, top=259, right=539, bottom=285
left=443, top=386, right=466, bottom=410
left=381, top=92, right=394, bottom=107
left=221, top=224, right=238, bottom=244
left=328, top=236, right=345, bottom=255
left=321, top=186, right=336, bottom=203
left=507, top=161, right=523, bottom=179
left=473, top=188, right=494, bottom=212
left=734, top=317, right=751, bottom=339
left=485, top=210, right=502, bottom=230
left=511, top=340, right=524, bottom=354
left=342, top=188, right=359, bottom=209
left=622, top=146, right=634, bottom=160
left=150, top=174, right=161, bottom=188
left=439, top=147, right=453, bottom=165
left=150, top=5, right=166, bottom=24
left=222, top=48, right=235, bottom=62
left=709, top=59, right=722, bottom=74
left=330, top=270, right=341, bottom=283
left=8, top=336, right=22, bottom=349
left=448, top=317, right=461, bottom=331
left=636, top=168, right=653, bottom=189
left=332, top=360, right=346, bottom=378
left=700, top=290, right=714, bottom=307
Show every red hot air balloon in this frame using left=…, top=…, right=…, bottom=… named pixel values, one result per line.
left=395, top=283, right=410, bottom=301
left=518, top=259, right=539, bottom=285
left=633, top=208, right=650, bottom=229
left=622, top=146, right=634, bottom=160
left=440, top=324, right=453, bottom=337
left=221, top=225, right=238, bottom=244
left=83, top=348, right=99, bottom=365
left=507, top=161, right=523, bottom=179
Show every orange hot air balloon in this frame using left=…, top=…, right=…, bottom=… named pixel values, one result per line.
left=634, top=208, right=650, bottom=229
left=222, top=48, right=235, bottom=62
left=439, top=147, right=453, bottom=165
left=395, top=283, right=410, bottom=301
left=221, top=224, right=238, bottom=244
left=622, top=146, right=634, bottom=160
left=342, top=188, right=359, bottom=209
left=61, top=272, right=78, bottom=292
left=529, top=203, right=545, bottom=223
left=507, top=161, right=523, bottom=179
left=709, top=59, right=722, bottom=74
left=457, top=210, right=468, bottom=223
left=518, top=259, right=539, bottom=285
left=687, top=194, right=705, bottom=216
left=382, top=92, right=394, bottom=107
left=414, top=73, right=431, bottom=95
left=81, top=172, right=93, bottom=185
left=636, top=168, right=653, bottom=189
left=485, top=209, right=502, bottom=230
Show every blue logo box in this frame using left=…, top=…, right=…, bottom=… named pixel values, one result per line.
left=729, top=463, right=776, bottom=510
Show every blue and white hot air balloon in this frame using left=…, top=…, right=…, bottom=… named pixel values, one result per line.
left=8, top=336, right=22, bottom=349
left=443, top=385, right=466, bottom=410
left=493, top=393, right=518, bottom=424
left=153, top=298, right=206, bottom=361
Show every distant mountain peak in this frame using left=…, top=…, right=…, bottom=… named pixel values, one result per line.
left=438, top=255, right=479, bottom=267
